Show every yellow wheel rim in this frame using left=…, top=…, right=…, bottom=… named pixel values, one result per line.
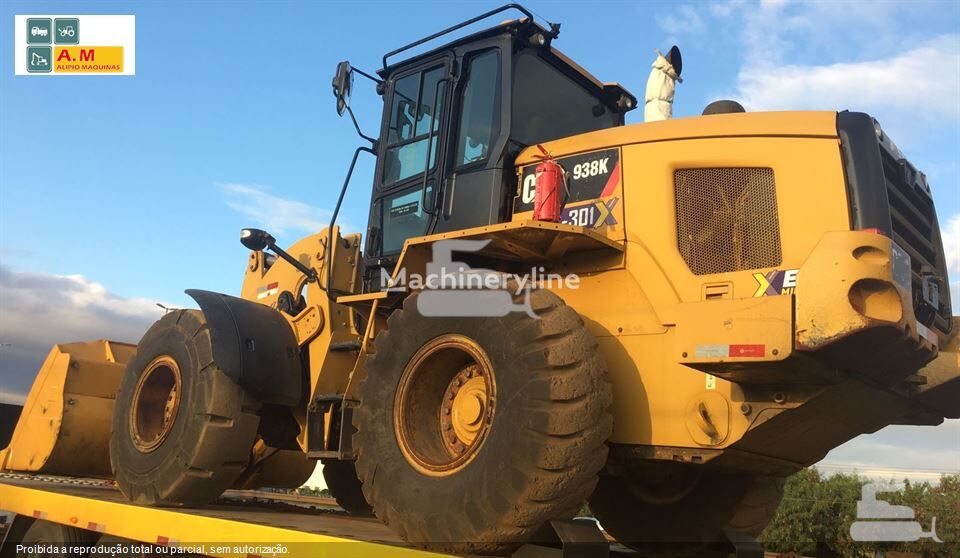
left=446, top=369, right=488, bottom=449
left=394, top=334, right=496, bottom=476
left=129, top=355, right=181, bottom=453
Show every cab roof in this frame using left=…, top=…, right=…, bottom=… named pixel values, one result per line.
left=378, top=17, right=637, bottom=113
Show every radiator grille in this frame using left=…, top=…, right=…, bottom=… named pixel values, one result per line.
left=880, top=149, right=936, bottom=271
left=675, top=168, right=782, bottom=275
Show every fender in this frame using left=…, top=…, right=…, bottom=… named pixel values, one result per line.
left=185, top=289, right=302, bottom=407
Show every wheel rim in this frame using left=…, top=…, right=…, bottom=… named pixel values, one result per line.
left=394, top=334, right=495, bottom=476
left=130, top=355, right=181, bottom=453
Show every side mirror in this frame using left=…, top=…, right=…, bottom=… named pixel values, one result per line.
left=240, top=228, right=275, bottom=252
left=332, top=61, right=354, bottom=116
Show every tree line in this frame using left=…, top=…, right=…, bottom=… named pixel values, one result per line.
left=760, top=468, right=958, bottom=557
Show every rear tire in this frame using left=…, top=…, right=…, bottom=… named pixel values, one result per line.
left=322, top=459, right=373, bottom=516
left=354, top=288, right=612, bottom=555
left=110, top=309, right=260, bottom=506
left=589, top=464, right=784, bottom=556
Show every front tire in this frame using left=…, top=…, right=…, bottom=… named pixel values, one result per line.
left=110, top=309, right=260, bottom=506
left=354, top=289, right=612, bottom=554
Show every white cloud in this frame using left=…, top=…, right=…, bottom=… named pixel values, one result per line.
left=820, top=420, right=960, bottom=482
left=0, top=389, right=26, bottom=405
left=708, top=0, right=747, bottom=18
left=941, top=213, right=960, bottom=303
left=663, top=2, right=960, bottom=131
left=656, top=5, right=706, bottom=37
left=220, top=183, right=332, bottom=237
left=710, top=0, right=915, bottom=66
left=731, top=35, right=960, bottom=123
left=942, top=214, right=960, bottom=276
left=0, top=265, right=165, bottom=400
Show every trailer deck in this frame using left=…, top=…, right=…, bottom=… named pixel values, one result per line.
left=1, top=474, right=777, bottom=558
left=0, top=474, right=445, bottom=557
left=1, top=474, right=647, bottom=558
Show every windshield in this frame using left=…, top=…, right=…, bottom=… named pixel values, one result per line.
left=512, top=51, right=617, bottom=146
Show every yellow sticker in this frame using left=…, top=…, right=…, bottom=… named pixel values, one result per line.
left=54, top=46, right=123, bottom=73
left=705, top=374, right=716, bottom=390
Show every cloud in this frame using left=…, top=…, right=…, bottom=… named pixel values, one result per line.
left=0, top=265, right=164, bottom=401
left=220, top=183, right=332, bottom=237
left=656, top=5, right=706, bottom=38
left=0, top=390, right=27, bottom=405
left=941, top=213, right=960, bottom=303
left=660, top=3, right=960, bottom=132
left=731, top=35, right=960, bottom=123
left=819, top=420, right=960, bottom=482
left=708, top=0, right=915, bottom=66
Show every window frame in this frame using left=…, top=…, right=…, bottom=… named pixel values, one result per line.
left=379, top=59, right=451, bottom=190
left=451, top=48, right=503, bottom=173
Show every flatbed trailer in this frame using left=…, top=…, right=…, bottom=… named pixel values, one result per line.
left=0, top=475, right=644, bottom=558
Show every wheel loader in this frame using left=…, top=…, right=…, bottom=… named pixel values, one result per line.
left=2, top=4, right=957, bottom=555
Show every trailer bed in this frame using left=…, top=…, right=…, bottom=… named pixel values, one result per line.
left=0, top=474, right=444, bottom=557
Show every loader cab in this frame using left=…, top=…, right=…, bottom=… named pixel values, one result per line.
left=360, top=17, right=636, bottom=279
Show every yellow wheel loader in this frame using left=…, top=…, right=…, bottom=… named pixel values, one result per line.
left=3, top=4, right=957, bottom=555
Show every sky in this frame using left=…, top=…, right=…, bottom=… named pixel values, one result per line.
left=0, top=0, right=958, bottom=485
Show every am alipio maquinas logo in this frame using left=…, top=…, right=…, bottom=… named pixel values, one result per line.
left=18, top=15, right=133, bottom=75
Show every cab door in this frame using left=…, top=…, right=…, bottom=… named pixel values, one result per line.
left=435, top=48, right=508, bottom=233
left=368, top=56, right=452, bottom=259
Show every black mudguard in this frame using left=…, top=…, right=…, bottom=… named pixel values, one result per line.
left=185, top=289, right=302, bottom=407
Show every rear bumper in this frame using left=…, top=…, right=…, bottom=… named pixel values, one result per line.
left=678, top=231, right=944, bottom=390
left=676, top=231, right=956, bottom=471
left=794, top=231, right=939, bottom=384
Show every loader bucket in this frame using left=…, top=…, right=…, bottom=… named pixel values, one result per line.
left=0, top=340, right=135, bottom=478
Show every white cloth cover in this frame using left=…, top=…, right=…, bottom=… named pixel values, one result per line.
left=644, top=51, right=682, bottom=122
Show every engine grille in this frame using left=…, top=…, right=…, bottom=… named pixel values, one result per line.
left=675, top=167, right=783, bottom=275
left=880, top=149, right=937, bottom=272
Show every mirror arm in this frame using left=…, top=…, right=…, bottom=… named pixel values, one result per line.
left=326, top=145, right=377, bottom=300
left=353, top=67, right=383, bottom=85
left=266, top=242, right=318, bottom=283
left=346, top=105, right=377, bottom=147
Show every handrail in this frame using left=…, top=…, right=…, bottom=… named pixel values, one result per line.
left=381, top=3, right=557, bottom=71
left=326, top=145, right=377, bottom=300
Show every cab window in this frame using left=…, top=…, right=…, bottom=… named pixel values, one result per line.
left=455, top=50, right=501, bottom=167
left=512, top=51, right=616, bottom=146
left=383, top=65, right=447, bottom=185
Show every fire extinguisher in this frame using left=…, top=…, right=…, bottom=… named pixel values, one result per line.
left=533, top=145, right=567, bottom=222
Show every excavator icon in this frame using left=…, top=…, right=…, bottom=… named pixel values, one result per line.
left=849, top=482, right=942, bottom=542
left=30, top=52, right=48, bottom=67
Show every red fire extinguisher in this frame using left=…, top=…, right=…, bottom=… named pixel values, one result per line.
left=533, top=145, right=567, bottom=222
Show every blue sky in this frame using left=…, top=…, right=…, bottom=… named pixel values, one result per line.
left=1, top=1, right=958, bottom=479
